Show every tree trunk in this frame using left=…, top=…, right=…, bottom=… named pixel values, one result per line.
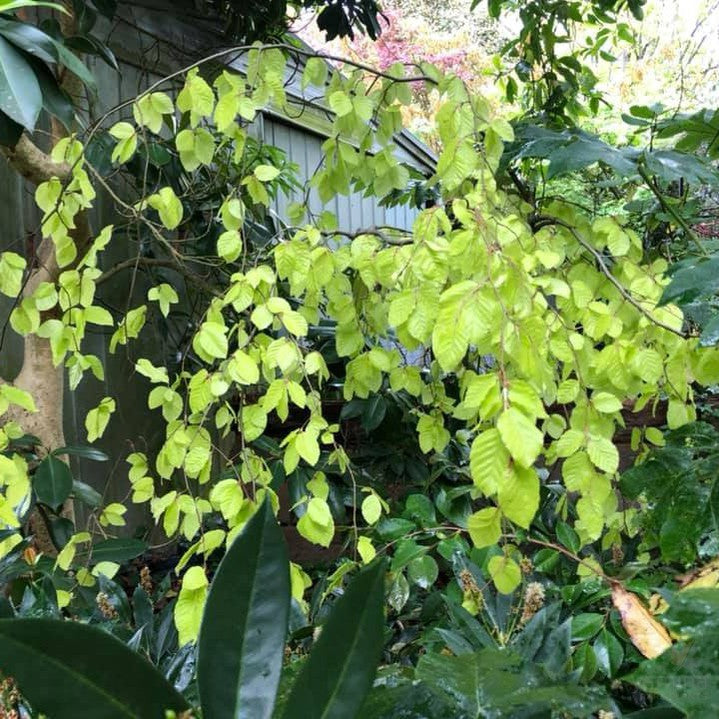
left=3, top=231, right=76, bottom=552
left=11, top=334, right=65, bottom=451
left=14, top=335, right=69, bottom=550
left=0, top=0, right=88, bottom=553
left=0, top=151, right=87, bottom=553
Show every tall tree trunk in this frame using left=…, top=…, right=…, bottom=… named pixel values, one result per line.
left=0, top=1, right=90, bottom=554
left=12, top=335, right=68, bottom=550
left=0, top=156, right=83, bottom=553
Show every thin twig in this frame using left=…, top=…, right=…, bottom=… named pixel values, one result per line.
left=324, top=225, right=414, bottom=245
left=637, top=164, right=708, bottom=257
left=96, top=256, right=221, bottom=297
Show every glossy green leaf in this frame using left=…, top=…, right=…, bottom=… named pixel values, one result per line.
left=593, top=629, right=623, bottom=677
left=0, top=18, right=58, bottom=64
left=49, top=38, right=97, bottom=94
left=375, top=517, right=415, bottom=541
left=390, top=539, right=428, bottom=572
left=661, top=588, right=719, bottom=636
left=660, top=257, right=719, bottom=306
left=644, top=149, right=719, bottom=185
left=30, top=55, right=74, bottom=128
left=573, top=641, right=598, bottom=683
left=556, top=522, right=581, bottom=553
left=571, top=613, right=604, bottom=641
left=407, top=555, right=438, bottom=589
left=417, top=648, right=610, bottom=717
left=361, top=670, right=457, bottom=718
left=198, top=500, right=290, bottom=719
left=630, top=628, right=719, bottom=718
left=0, top=618, right=188, bottom=718
left=403, top=493, right=436, bottom=527
left=71, top=480, right=102, bottom=507
left=280, top=559, right=387, bottom=719
left=33, top=455, right=72, bottom=509
left=53, top=445, right=109, bottom=461
left=76, top=538, right=147, bottom=564
left=700, top=313, right=719, bottom=347
left=361, top=394, right=386, bottom=431
left=388, top=571, right=410, bottom=612
left=0, top=34, right=42, bottom=129
left=618, top=424, right=719, bottom=563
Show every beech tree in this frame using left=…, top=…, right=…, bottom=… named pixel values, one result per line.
left=0, top=2, right=719, bottom=716
left=0, top=0, right=386, bottom=552
left=0, top=21, right=717, bottom=646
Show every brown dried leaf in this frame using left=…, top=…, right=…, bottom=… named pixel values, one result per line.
left=611, top=584, right=672, bottom=659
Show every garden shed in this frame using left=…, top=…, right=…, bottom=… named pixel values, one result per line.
left=0, top=0, right=436, bottom=522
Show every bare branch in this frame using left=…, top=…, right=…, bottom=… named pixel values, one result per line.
left=97, top=255, right=221, bottom=297
left=324, top=225, right=414, bottom=245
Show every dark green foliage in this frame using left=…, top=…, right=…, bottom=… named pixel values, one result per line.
left=472, top=0, right=646, bottom=118
left=660, top=256, right=719, bottom=306
left=362, top=667, right=460, bottom=719
left=416, top=648, right=610, bottom=718
left=207, top=0, right=383, bottom=43
left=198, top=501, right=290, bottom=719
left=0, top=502, right=388, bottom=719
left=661, top=588, right=719, bottom=637
left=620, top=422, right=719, bottom=562
left=661, top=255, right=719, bottom=344
left=0, top=2, right=115, bottom=140
left=2, top=3, right=719, bottom=718
left=0, top=618, right=189, bottom=718
left=630, top=590, right=719, bottom=719
left=508, top=123, right=719, bottom=185
left=280, top=560, right=386, bottom=719
left=656, top=107, right=719, bottom=160
left=33, top=455, right=73, bottom=509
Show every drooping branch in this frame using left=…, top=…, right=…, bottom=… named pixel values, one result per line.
left=84, top=42, right=438, bottom=146
left=324, top=225, right=414, bottom=245
left=533, top=215, right=688, bottom=339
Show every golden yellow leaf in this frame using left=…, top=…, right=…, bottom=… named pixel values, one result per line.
left=648, top=593, right=668, bottom=616
left=611, top=584, right=672, bottom=659
left=677, top=556, right=719, bottom=590
left=648, top=559, right=719, bottom=640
